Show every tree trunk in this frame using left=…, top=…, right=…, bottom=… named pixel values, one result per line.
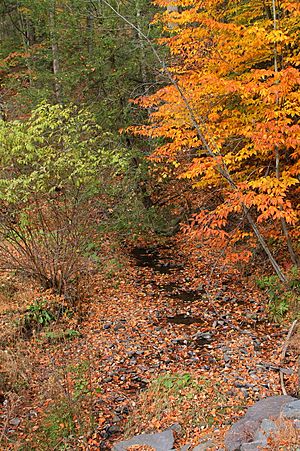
left=87, top=1, right=94, bottom=56
left=49, top=1, right=62, bottom=103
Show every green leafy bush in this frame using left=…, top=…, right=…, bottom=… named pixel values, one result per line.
left=0, top=103, right=128, bottom=302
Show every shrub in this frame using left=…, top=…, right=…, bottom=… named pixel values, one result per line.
left=0, top=103, right=128, bottom=302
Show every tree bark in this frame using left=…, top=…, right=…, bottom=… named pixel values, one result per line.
left=87, top=1, right=94, bottom=56
left=49, top=1, right=62, bottom=103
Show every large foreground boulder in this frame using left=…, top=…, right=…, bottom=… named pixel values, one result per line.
left=113, top=428, right=175, bottom=451
left=225, top=395, right=299, bottom=450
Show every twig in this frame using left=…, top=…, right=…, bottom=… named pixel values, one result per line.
left=280, top=319, right=298, bottom=395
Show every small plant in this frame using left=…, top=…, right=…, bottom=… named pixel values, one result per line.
left=24, top=360, right=95, bottom=450
left=103, top=257, right=124, bottom=279
left=257, top=268, right=300, bottom=322
left=43, top=328, right=81, bottom=343
left=37, top=400, right=77, bottom=449
left=21, top=299, right=56, bottom=335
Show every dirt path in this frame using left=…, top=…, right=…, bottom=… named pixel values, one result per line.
left=80, top=239, right=287, bottom=449
left=1, top=237, right=294, bottom=450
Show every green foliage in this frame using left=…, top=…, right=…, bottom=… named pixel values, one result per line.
left=0, top=103, right=131, bottom=299
left=23, top=360, right=94, bottom=450
left=157, top=373, right=193, bottom=391
left=125, top=372, right=227, bottom=437
left=36, top=400, right=77, bottom=450
left=0, top=102, right=128, bottom=202
left=257, top=268, right=300, bottom=321
left=22, top=299, right=55, bottom=331
left=0, top=0, right=159, bottom=130
left=43, top=329, right=81, bottom=343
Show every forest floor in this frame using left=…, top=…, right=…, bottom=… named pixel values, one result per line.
left=0, top=234, right=299, bottom=450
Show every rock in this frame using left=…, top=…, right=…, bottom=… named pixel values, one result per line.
left=169, top=422, right=182, bottom=433
left=225, top=395, right=297, bottom=451
left=282, top=399, right=300, bottom=420
left=181, top=445, right=191, bottom=451
left=193, top=440, right=214, bottom=450
left=240, top=388, right=249, bottom=399
left=9, top=418, right=21, bottom=426
left=112, top=415, right=121, bottom=423
left=113, top=428, right=174, bottom=451
left=103, top=376, right=113, bottom=383
left=114, top=323, right=126, bottom=331
left=294, top=419, right=300, bottom=429
left=223, top=353, right=231, bottom=363
left=108, top=425, right=121, bottom=434
left=257, top=418, right=277, bottom=437
left=240, top=441, right=266, bottom=451
left=27, top=410, right=38, bottom=419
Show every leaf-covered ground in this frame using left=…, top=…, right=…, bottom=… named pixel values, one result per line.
left=0, top=235, right=298, bottom=449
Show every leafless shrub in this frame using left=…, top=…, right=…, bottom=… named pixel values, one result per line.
left=0, top=192, right=93, bottom=305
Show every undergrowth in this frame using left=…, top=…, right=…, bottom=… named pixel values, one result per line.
left=257, top=267, right=300, bottom=322
left=125, top=372, right=231, bottom=437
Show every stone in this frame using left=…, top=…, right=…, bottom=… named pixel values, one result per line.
left=224, top=353, right=231, bottom=363
left=282, top=399, right=300, bottom=420
left=193, top=440, right=214, bottom=450
left=113, top=428, right=174, bottom=451
left=224, top=395, right=296, bottom=451
left=181, top=445, right=191, bottom=451
left=169, top=422, right=182, bottom=433
left=9, top=418, right=21, bottom=426
left=294, top=419, right=300, bottom=429
left=258, top=418, right=277, bottom=436
left=108, top=425, right=121, bottom=434
left=112, top=415, right=121, bottom=423
left=240, top=441, right=266, bottom=451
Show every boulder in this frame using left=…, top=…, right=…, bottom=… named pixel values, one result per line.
left=282, top=399, right=300, bottom=420
left=225, top=395, right=297, bottom=450
left=113, top=428, right=174, bottom=451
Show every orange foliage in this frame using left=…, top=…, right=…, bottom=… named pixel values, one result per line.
left=129, top=0, right=300, bottom=263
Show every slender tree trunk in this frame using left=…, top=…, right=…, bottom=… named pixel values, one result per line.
left=0, top=97, right=5, bottom=121
left=18, top=9, right=34, bottom=87
left=49, top=1, right=62, bottom=103
left=135, top=0, right=147, bottom=86
left=87, top=1, right=94, bottom=56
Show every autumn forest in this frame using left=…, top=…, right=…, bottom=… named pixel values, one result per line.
left=0, top=0, right=299, bottom=449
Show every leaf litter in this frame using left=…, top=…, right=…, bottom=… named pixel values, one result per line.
left=0, top=234, right=298, bottom=450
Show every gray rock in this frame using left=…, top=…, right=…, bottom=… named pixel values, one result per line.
left=241, top=441, right=266, bottom=451
left=113, top=428, right=174, bottom=451
left=258, top=418, right=277, bottom=436
left=193, top=440, right=214, bottom=450
left=181, top=445, right=192, bottom=451
left=9, top=417, right=21, bottom=426
left=108, top=425, right=121, bottom=434
left=169, top=422, right=182, bottom=433
left=282, top=399, right=300, bottom=420
left=294, top=419, right=300, bottom=429
left=225, top=395, right=296, bottom=451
